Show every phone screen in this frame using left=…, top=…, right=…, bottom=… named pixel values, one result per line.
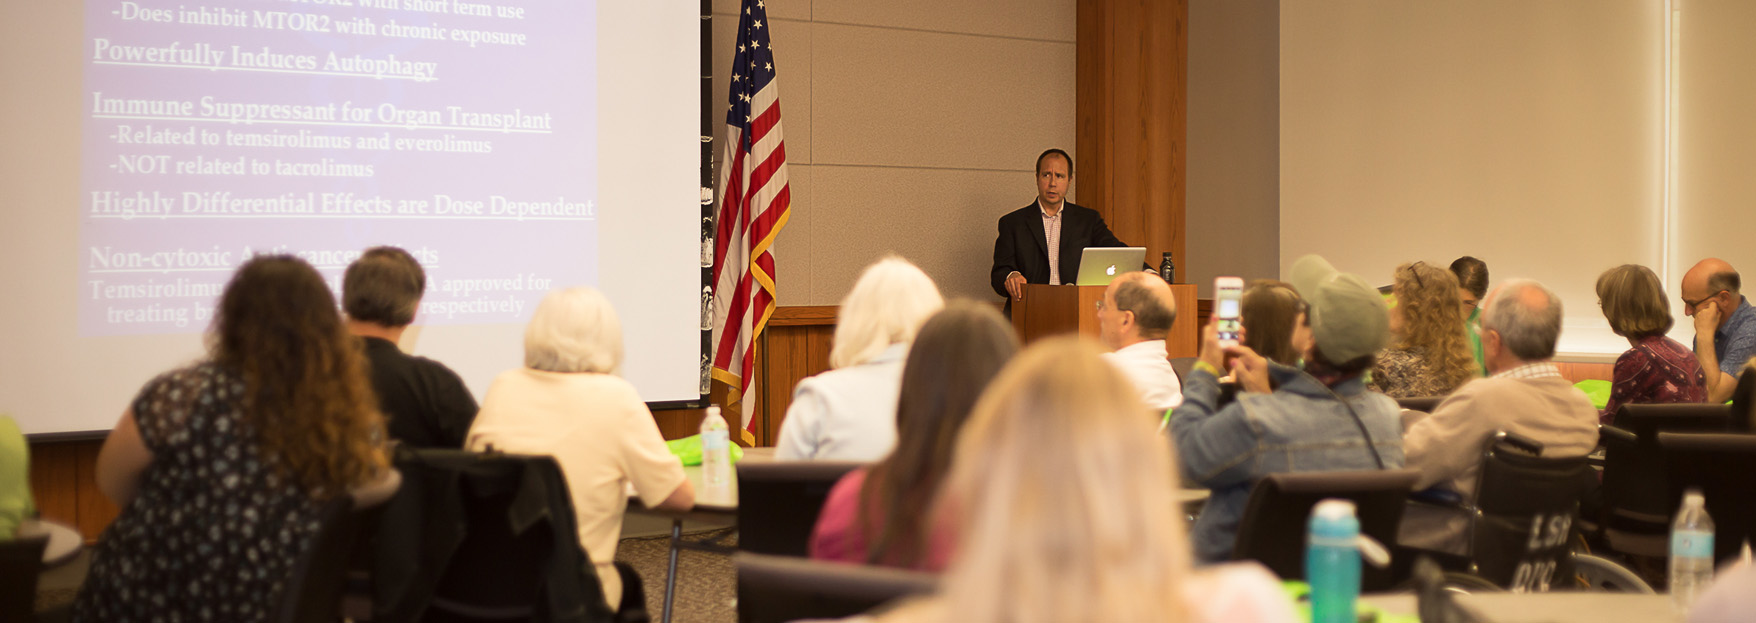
left=1216, top=279, right=1243, bottom=344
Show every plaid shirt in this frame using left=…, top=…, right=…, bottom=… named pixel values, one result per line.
left=1491, top=361, right=1563, bottom=381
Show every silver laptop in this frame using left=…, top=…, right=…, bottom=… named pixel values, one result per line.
left=1074, top=247, right=1146, bottom=286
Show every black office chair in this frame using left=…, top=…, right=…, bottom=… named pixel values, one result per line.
left=378, top=450, right=631, bottom=623
left=272, top=469, right=402, bottom=623
left=736, top=461, right=865, bottom=557
left=1609, top=403, right=1732, bottom=436
left=0, top=533, right=49, bottom=623
left=735, top=552, right=936, bottom=623
left=1231, top=468, right=1420, bottom=590
left=1599, top=405, right=1732, bottom=557
left=1395, top=396, right=1444, bottom=414
left=1657, top=432, right=1756, bottom=566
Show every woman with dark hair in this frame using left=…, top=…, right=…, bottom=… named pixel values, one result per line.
left=1241, top=280, right=1306, bottom=367
left=1596, top=264, right=1705, bottom=424
left=809, top=301, right=1019, bottom=570
left=1450, top=256, right=1490, bottom=373
left=74, top=256, right=392, bottom=623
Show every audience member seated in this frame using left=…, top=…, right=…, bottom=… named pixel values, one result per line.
left=1595, top=264, right=1706, bottom=424
left=1449, top=256, right=1491, bottom=374
left=1398, top=279, right=1599, bottom=555
left=0, top=415, right=30, bottom=539
left=1241, top=280, right=1307, bottom=367
left=1682, top=258, right=1756, bottom=403
left=73, top=256, right=393, bottom=622
left=1172, top=254, right=1405, bottom=564
left=809, top=301, right=1018, bottom=570
left=1097, top=271, right=1184, bottom=411
left=344, top=246, right=479, bottom=449
left=1368, top=261, right=1478, bottom=399
left=775, top=257, right=944, bottom=461
left=858, top=337, right=1297, bottom=623
left=466, top=287, right=693, bottom=607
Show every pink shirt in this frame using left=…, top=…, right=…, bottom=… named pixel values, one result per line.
left=809, top=468, right=954, bottom=572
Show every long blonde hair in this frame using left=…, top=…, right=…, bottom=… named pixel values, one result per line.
left=1392, top=261, right=1477, bottom=392
left=884, top=337, right=1193, bottom=623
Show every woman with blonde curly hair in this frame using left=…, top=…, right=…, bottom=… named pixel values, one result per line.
left=1369, top=261, right=1478, bottom=398
left=75, top=256, right=392, bottom=623
left=864, top=337, right=1295, bottom=623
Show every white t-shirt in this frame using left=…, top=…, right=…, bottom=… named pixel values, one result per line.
left=1101, top=339, right=1184, bottom=411
left=466, top=367, right=686, bottom=607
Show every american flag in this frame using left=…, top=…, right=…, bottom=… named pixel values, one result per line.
left=711, top=0, right=791, bottom=442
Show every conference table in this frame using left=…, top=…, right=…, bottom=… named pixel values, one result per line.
left=1361, top=592, right=1676, bottom=622
left=628, top=448, right=1212, bottom=623
left=627, top=447, right=769, bottom=623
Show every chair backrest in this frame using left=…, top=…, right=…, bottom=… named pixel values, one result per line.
left=1231, top=469, right=1420, bottom=591
left=1600, top=405, right=1730, bottom=531
left=397, top=449, right=615, bottom=623
left=273, top=496, right=367, bottom=623
left=1395, top=396, right=1444, bottom=414
left=0, top=534, right=49, bottom=622
left=1466, top=432, right=1590, bottom=592
left=1611, top=404, right=1732, bottom=440
left=735, top=552, right=937, bottom=623
left=1657, top=432, right=1756, bottom=565
left=737, top=461, right=865, bottom=557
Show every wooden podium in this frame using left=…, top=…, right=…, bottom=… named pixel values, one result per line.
left=1009, top=283, right=1199, bottom=358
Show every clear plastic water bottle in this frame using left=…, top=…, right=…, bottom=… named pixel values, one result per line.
left=1671, top=489, right=1715, bottom=611
left=1307, top=499, right=1362, bottom=623
left=1159, top=252, right=1176, bottom=284
left=700, top=405, right=732, bottom=488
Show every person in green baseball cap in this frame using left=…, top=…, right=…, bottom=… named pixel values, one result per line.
left=1170, top=254, right=1405, bottom=563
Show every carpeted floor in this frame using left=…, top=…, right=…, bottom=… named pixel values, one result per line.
left=615, top=527, right=739, bottom=623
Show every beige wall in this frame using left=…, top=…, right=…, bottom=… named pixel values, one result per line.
left=1280, top=1, right=1666, bottom=356
left=1677, top=0, right=1756, bottom=289
left=710, top=0, right=1077, bottom=306
left=1186, top=0, right=1280, bottom=297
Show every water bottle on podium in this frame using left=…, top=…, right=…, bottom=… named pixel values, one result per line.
left=701, top=405, right=732, bottom=488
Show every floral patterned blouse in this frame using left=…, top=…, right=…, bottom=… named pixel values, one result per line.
left=1368, top=347, right=1470, bottom=399
left=1601, top=335, right=1708, bottom=425
left=74, top=363, right=325, bottom=623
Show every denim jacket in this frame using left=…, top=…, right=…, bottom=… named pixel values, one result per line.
left=1170, top=362, right=1405, bottom=563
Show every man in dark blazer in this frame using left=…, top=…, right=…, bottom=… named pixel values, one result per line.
left=991, top=148, right=1129, bottom=309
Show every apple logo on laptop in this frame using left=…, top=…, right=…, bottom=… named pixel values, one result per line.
left=1106, top=265, right=1117, bottom=276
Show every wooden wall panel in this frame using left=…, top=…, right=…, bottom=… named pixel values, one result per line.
left=74, top=441, right=119, bottom=539
left=28, top=438, right=110, bottom=543
left=1076, top=0, right=1188, bottom=280
left=1556, top=362, right=1615, bottom=384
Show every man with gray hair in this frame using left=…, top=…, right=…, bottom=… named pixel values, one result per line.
left=1398, top=279, right=1599, bottom=554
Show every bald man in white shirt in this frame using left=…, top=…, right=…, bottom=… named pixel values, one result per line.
left=1098, top=271, right=1183, bottom=412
